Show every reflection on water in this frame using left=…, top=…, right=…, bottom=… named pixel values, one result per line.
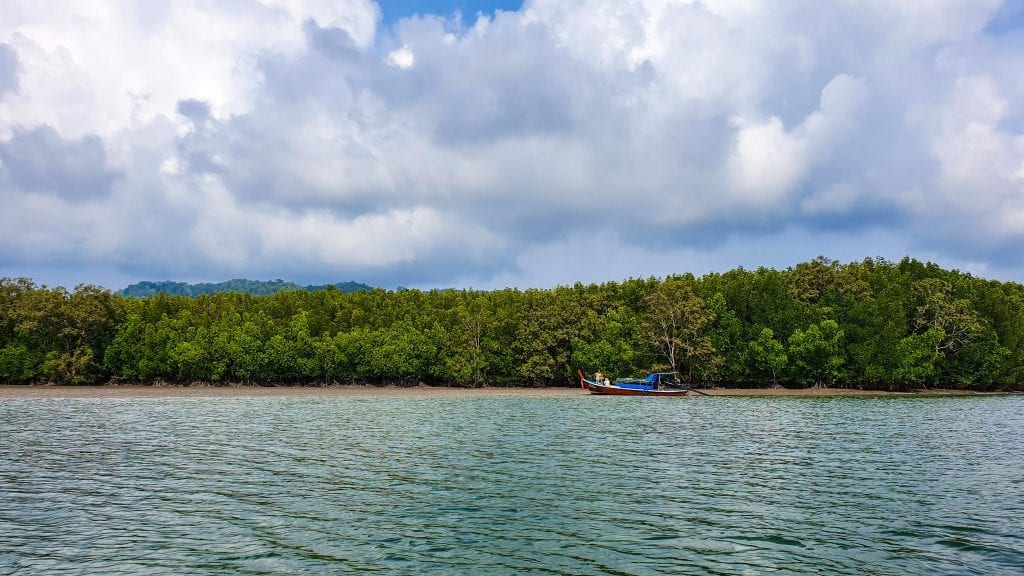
left=1, top=396, right=1022, bottom=575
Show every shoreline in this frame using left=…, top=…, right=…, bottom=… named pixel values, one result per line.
left=0, top=385, right=1015, bottom=399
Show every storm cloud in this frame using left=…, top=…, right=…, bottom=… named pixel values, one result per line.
left=0, top=125, right=119, bottom=200
left=1, top=0, right=1022, bottom=289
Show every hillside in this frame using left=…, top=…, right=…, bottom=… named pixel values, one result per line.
left=120, top=279, right=373, bottom=297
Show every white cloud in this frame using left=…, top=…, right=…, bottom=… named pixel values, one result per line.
left=0, top=0, right=380, bottom=138
left=1, top=0, right=1023, bottom=289
left=727, top=74, right=867, bottom=208
left=924, top=75, right=1024, bottom=239
left=729, top=115, right=807, bottom=205
left=387, top=44, right=416, bottom=69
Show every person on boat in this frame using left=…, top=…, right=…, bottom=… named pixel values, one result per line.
left=595, top=372, right=610, bottom=385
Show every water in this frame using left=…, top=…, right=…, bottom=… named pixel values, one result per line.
left=1, top=395, right=1022, bottom=575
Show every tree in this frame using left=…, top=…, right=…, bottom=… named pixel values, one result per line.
left=364, top=322, right=436, bottom=384
left=0, top=343, right=37, bottom=382
left=911, top=278, right=984, bottom=356
left=446, top=295, right=491, bottom=385
left=893, top=329, right=943, bottom=386
left=572, top=306, right=644, bottom=380
left=6, top=257, right=1024, bottom=391
left=747, top=327, right=787, bottom=384
left=788, top=256, right=840, bottom=304
left=644, top=278, right=719, bottom=383
left=514, top=288, right=584, bottom=385
left=788, top=320, right=845, bottom=387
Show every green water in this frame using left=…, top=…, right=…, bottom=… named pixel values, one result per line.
left=1, top=395, right=1022, bottom=575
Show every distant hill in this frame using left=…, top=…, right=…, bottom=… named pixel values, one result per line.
left=120, top=279, right=374, bottom=297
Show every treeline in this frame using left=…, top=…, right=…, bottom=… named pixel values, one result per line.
left=2, top=257, right=1023, bottom=390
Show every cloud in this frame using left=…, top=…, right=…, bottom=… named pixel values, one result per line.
left=728, top=74, right=867, bottom=208
left=1, top=0, right=1023, bottom=289
left=175, top=99, right=212, bottom=124
left=0, top=125, right=119, bottom=200
left=0, top=43, right=18, bottom=95
left=386, top=44, right=415, bottom=69
left=0, top=0, right=381, bottom=138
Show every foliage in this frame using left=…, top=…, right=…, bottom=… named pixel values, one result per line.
left=643, top=277, right=719, bottom=383
left=747, top=328, right=787, bottom=384
left=3, top=257, right=1024, bottom=390
left=787, top=320, right=846, bottom=387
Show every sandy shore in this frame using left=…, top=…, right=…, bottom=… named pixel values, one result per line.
left=0, top=385, right=1008, bottom=399
left=0, top=385, right=584, bottom=399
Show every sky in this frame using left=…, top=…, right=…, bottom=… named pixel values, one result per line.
left=1, top=1, right=1023, bottom=291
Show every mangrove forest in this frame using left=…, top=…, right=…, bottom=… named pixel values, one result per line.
left=2, top=257, right=1023, bottom=390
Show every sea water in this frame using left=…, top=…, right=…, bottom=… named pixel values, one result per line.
left=1, top=395, right=1022, bottom=575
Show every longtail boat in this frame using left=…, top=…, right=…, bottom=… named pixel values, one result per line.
left=578, top=369, right=690, bottom=397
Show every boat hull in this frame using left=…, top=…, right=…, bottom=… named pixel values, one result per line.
left=580, top=378, right=689, bottom=397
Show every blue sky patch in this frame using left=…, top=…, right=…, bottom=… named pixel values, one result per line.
left=376, top=0, right=522, bottom=27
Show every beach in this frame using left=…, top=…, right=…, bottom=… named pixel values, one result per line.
left=0, top=384, right=997, bottom=399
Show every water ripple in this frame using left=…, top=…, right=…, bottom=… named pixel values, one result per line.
left=1, top=395, right=1022, bottom=575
